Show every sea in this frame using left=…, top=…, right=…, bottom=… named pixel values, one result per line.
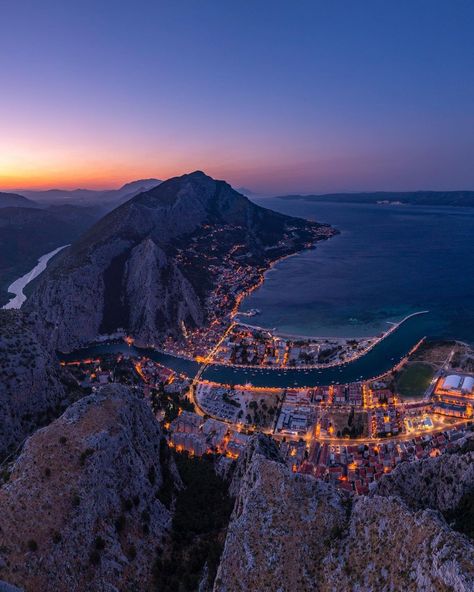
left=241, top=198, right=474, bottom=345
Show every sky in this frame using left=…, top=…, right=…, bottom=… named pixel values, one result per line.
left=0, top=0, right=473, bottom=194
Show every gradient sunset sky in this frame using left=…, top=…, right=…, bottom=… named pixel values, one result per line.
left=1, top=1, right=473, bottom=194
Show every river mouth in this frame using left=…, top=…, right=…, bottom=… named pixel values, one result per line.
left=58, top=311, right=432, bottom=388
left=3, top=245, right=69, bottom=310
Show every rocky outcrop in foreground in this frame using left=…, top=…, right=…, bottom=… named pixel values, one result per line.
left=0, top=385, right=172, bottom=592
left=0, top=311, right=67, bottom=459
left=216, top=435, right=348, bottom=591
left=374, top=442, right=474, bottom=514
left=215, top=434, right=474, bottom=592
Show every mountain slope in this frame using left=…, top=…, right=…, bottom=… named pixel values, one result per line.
left=0, top=311, right=67, bottom=459
left=26, top=171, right=333, bottom=352
left=0, top=384, right=173, bottom=592
left=0, top=192, right=38, bottom=209
left=215, top=435, right=348, bottom=591
left=0, top=205, right=104, bottom=306
left=215, top=434, right=474, bottom=592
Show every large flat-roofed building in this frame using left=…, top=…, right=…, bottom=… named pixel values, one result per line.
left=443, top=375, right=462, bottom=391
left=433, top=372, right=474, bottom=419
left=437, top=374, right=474, bottom=396
left=462, top=376, right=474, bottom=394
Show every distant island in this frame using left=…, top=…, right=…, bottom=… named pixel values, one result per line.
left=277, top=190, right=474, bottom=207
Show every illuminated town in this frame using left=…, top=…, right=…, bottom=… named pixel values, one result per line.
left=62, top=334, right=474, bottom=497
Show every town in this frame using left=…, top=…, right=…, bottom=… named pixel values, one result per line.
left=211, top=322, right=375, bottom=367
left=62, top=338, right=474, bottom=497
left=142, top=220, right=335, bottom=360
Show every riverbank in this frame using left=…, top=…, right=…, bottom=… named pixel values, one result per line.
left=3, top=245, right=69, bottom=310
left=211, top=311, right=429, bottom=371
left=58, top=309, right=432, bottom=388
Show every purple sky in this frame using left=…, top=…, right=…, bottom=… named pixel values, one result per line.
left=1, top=1, right=473, bottom=194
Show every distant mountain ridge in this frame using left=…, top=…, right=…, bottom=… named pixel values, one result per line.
left=277, top=190, right=474, bottom=207
left=0, top=179, right=162, bottom=305
left=0, top=191, right=39, bottom=209
left=0, top=205, right=105, bottom=307
left=19, top=178, right=162, bottom=207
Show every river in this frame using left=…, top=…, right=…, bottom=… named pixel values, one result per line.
left=58, top=310, right=430, bottom=387
left=3, top=245, right=69, bottom=309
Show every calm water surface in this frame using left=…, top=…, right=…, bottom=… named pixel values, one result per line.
left=243, top=199, right=474, bottom=343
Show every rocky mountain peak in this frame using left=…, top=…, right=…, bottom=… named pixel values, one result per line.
left=215, top=434, right=474, bottom=592
left=25, top=172, right=331, bottom=352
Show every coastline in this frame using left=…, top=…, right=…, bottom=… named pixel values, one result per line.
left=230, top=227, right=337, bottom=318
left=222, top=311, right=430, bottom=371
left=271, top=309, right=429, bottom=343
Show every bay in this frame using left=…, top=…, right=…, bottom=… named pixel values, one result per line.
left=242, top=199, right=474, bottom=344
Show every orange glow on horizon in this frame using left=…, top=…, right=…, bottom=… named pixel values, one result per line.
left=0, top=165, right=164, bottom=192
left=0, top=136, right=321, bottom=193
left=0, top=144, right=215, bottom=191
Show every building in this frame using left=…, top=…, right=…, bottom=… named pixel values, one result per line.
left=437, top=374, right=474, bottom=396
left=433, top=372, right=474, bottom=418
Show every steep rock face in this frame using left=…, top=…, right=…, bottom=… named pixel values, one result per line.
left=214, top=435, right=348, bottom=592
left=26, top=238, right=129, bottom=351
left=215, top=435, right=474, bottom=592
left=374, top=446, right=474, bottom=514
left=227, top=432, right=286, bottom=497
left=25, top=171, right=330, bottom=351
left=0, top=384, right=172, bottom=592
left=124, top=238, right=204, bottom=345
left=323, top=495, right=474, bottom=592
left=0, top=311, right=66, bottom=458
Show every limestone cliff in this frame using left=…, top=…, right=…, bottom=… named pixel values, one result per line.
left=374, top=444, right=474, bottom=514
left=123, top=238, right=204, bottom=345
left=0, top=384, right=172, bottom=592
left=323, top=494, right=474, bottom=592
left=0, top=310, right=67, bottom=459
left=215, top=434, right=474, bottom=592
left=214, top=434, right=348, bottom=591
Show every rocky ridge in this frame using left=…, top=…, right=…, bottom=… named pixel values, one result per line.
left=215, top=434, right=474, bottom=592
left=0, top=384, right=173, bottom=592
left=375, top=443, right=474, bottom=514
left=215, top=434, right=348, bottom=591
left=0, top=310, right=68, bottom=459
